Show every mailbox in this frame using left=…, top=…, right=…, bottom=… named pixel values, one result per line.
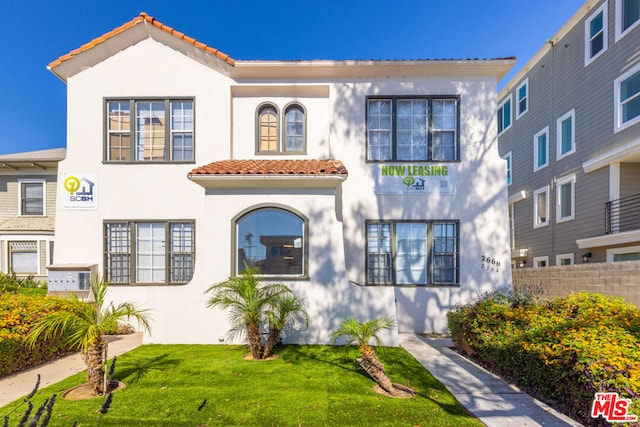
left=47, top=264, right=98, bottom=296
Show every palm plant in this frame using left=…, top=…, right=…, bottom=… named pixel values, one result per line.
left=26, top=276, right=151, bottom=395
left=330, top=315, right=412, bottom=397
left=262, top=293, right=308, bottom=358
left=205, top=268, right=306, bottom=359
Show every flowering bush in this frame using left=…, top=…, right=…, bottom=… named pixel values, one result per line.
left=0, top=293, right=82, bottom=377
left=448, top=292, right=640, bottom=426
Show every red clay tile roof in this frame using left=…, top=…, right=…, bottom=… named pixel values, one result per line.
left=48, top=12, right=234, bottom=70
left=189, top=160, right=348, bottom=176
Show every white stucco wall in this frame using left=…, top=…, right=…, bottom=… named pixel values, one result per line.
left=53, top=36, right=511, bottom=344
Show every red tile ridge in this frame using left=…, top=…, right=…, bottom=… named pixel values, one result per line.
left=48, top=12, right=235, bottom=70
left=189, top=159, right=349, bottom=177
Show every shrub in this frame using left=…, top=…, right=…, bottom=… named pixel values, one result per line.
left=0, top=293, right=82, bottom=377
left=0, top=271, right=47, bottom=293
left=448, top=292, right=640, bottom=426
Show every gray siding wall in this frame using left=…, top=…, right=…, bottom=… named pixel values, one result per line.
left=500, top=0, right=640, bottom=266
left=0, top=174, right=57, bottom=221
left=621, top=163, right=640, bottom=197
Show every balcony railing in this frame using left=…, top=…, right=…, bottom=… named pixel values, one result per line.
left=606, top=193, right=640, bottom=234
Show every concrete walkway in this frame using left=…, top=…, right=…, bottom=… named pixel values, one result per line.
left=1, top=332, right=583, bottom=426
left=399, top=333, right=583, bottom=427
left=0, top=333, right=143, bottom=408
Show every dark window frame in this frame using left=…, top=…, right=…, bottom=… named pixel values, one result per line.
left=255, top=102, right=307, bottom=155
left=104, top=98, right=195, bottom=163
left=365, top=219, right=460, bottom=286
left=365, top=96, right=460, bottom=162
left=104, top=220, right=195, bottom=285
left=232, top=205, right=309, bottom=279
left=19, top=180, right=45, bottom=216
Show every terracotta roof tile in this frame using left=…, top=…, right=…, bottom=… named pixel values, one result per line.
left=48, top=12, right=235, bottom=70
left=189, top=159, right=348, bottom=176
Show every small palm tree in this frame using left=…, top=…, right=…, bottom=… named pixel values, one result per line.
left=205, top=268, right=305, bottom=360
left=330, top=315, right=411, bottom=397
left=262, top=293, right=308, bottom=358
left=26, top=276, right=151, bottom=395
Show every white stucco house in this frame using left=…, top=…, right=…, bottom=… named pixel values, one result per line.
left=48, top=13, right=514, bottom=345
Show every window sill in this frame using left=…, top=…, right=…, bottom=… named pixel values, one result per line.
left=108, top=282, right=191, bottom=286
left=365, top=283, right=460, bottom=288
left=365, top=159, right=460, bottom=164
left=102, top=161, right=196, bottom=165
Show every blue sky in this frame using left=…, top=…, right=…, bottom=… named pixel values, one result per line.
left=0, top=0, right=585, bottom=155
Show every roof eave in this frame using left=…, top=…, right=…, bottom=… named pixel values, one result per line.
left=232, top=58, right=516, bottom=80
left=187, top=173, right=348, bottom=189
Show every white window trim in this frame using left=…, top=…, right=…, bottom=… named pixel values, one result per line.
left=556, top=174, right=576, bottom=223
left=498, top=94, right=513, bottom=135
left=533, top=126, right=550, bottom=172
left=515, top=78, right=529, bottom=119
left=607, top=245, right=640, bottom=261
left=533, top=256, right=549, bottom=268
left=585, top=2, right=608, bottom=66
left=614, top=62, right=640, bottom=132
left=5, top=238, right=44, bottom=276
left=556, top=108, right=576, bottom=160
left=18, top=179, right=46, bottom=217
left=533, top=185, right=550, bottom=229
left=615, top=0, right=640, bottom=42
left=503, top=151, right=512, bottom=186
left=556, top=253, right=575, bottom=266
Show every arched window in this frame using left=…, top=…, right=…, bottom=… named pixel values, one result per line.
left=257, top=104, right=278, bottom=152
left=236, top=208, right=305, bottom=276
left=284, top=103, right=305, bottom=152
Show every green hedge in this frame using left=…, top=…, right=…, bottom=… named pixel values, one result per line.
left=0, top=293, right=82, bottom=377
left=447, top=292, right=640, bottom=426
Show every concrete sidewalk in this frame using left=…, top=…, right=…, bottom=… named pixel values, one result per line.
left=0, top=332, right=143, bottom=408
left=399, top=333, right=583, bottom=427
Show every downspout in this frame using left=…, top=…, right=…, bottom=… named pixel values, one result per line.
left=548, top=38, right=557, bottom=263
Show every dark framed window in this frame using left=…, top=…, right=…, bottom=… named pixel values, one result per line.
left=256, top=102, right=306, bottom=154
left=104, top=220, right=194, bottom=285
left=257, top=103, right=279, bottom=153
left=236, top=207, right=306, bottom=276
left=106, top=99, right=194, bottom=162
left=366, top=96, right=459, bottom=162
left=284, top=104, right=306, bottom=152
left=19, top=181, right=45, bottom=215
left=366, top=220, right=459, bottom=286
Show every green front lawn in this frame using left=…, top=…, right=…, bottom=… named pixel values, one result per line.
left=1, top=344, right=481, bottom=427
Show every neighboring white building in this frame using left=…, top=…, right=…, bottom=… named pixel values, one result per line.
left=48, top=13, right=514, bottom=345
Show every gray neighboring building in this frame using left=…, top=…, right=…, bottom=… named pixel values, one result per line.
left=498, top=0, right=640, bottom=270
left=0, top=148, right=65, bottom=281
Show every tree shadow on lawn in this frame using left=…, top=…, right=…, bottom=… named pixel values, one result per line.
left=114, top=353, right=178, bottom=384
left=278, top=345, right=479, bottom=421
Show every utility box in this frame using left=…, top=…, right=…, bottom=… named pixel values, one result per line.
left=47, top=264, right=98, bottom=298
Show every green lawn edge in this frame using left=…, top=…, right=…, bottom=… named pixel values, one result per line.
left=1, top=344, right=482, bottom=427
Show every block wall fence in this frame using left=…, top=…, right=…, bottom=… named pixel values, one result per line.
left=512, top=261, right=640, bottom=308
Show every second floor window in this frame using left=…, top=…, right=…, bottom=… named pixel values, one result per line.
left=366, top=97, right=459, bottom=162
left=106, top=99, right=194, bottom=162
left=497, top=95, right=512, bottom=134
left=256, top=103, right=306, bottom=154
left=19, top=181, right=45, bottom=216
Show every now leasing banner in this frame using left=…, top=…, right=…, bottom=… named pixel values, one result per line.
left=373, top=164, right=456, bottom=195
left=60, top=174, right=98, bottom=210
